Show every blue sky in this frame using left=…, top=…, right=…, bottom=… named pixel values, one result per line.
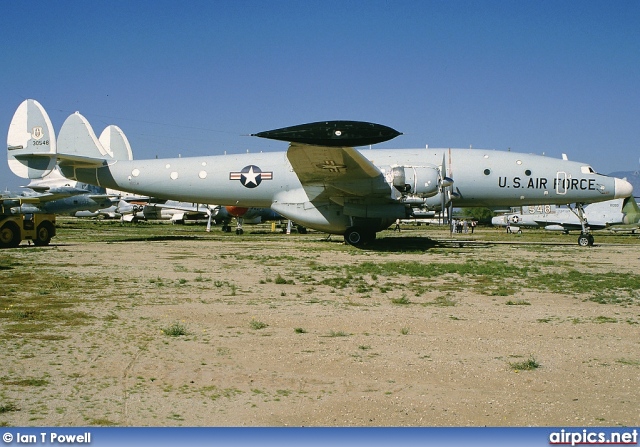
left=2, top=0, right=639, bottom=190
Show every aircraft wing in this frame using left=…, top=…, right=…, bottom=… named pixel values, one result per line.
left=535, top=220, right=607, bottom=231
left=286, top=143, right=391, bottom=201
left=1, top=186, right=90, bottom=205
left=606, top=223, right=640, bottom=232
left=146, top=202, right=212, bottom=215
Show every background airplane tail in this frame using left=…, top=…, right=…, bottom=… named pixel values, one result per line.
left=7, top=99, right=57, bottom=179
left=76, top=182, right=108, bottom=195
left=621, top=196, right=640, bottom=224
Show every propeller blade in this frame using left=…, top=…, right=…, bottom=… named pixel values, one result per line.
left=438, top=150, right=455, bottom=226
left=440, top=153, right=446, bottom=225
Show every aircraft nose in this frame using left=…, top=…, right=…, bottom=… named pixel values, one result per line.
left=614, top=177, right=634, bottom=199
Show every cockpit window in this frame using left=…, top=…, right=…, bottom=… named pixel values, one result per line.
left=581, top=166, right=596, bottom=174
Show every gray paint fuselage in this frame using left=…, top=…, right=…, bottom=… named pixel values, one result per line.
left=63, top=148, right=619, bottom=209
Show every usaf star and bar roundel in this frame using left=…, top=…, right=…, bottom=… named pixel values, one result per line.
left=229, top=165, right=273, bottom=188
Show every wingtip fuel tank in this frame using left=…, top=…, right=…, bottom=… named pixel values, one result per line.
left=252, top=120, right=402, bottom=147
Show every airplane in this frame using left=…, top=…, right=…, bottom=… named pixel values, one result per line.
left=6, top=187, right=113, bottom=216
left=0, top=170, right=116, bottom=214
left=114, top=199, right=287, bottom=234
left=73, top=204, right=120, bottom=219
left=7, top=99, right=634, bottom=247
left=115, top=199, right=213, bottom=223
left=215, top=206, right=285, bottom=234
left=1, top=185, right=88, bottom=210
left=492, top=196, right=640, bottom=239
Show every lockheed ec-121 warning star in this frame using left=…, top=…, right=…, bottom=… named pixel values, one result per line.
left=7, top=99, right=633, bottom=246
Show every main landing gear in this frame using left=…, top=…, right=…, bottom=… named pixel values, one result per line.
left=220, top=219, right=244, bottom=234
left=235, top=217, right=245, bottom=235
left=344, top=226, right=376, bottom=247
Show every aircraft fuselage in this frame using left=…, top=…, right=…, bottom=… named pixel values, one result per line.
left=61, top=147, right=625, bottom=234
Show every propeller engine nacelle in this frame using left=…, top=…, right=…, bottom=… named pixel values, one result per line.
left=390, top=166, right=439, bottom=197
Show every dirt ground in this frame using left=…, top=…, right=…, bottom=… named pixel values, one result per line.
left=1, top=224, right=639, bottom=426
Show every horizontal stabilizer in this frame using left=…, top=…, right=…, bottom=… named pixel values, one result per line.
left=7, top=99, right=57, bottom=179
left=57, top=153, right=109, bottom=168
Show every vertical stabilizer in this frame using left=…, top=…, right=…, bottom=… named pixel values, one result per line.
left=622, top=196, right=640, bottom=224
left=7, top=99, right=57, bottom=179
left=57, top=112, right=111, bottom=159
left=99, top=125, right=133, bottom=161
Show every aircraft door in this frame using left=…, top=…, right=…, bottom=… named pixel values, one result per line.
left=555, top=172, right=567, bottom=195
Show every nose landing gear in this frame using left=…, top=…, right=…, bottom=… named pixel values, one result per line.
left=571, top=203, right=594, bottom=246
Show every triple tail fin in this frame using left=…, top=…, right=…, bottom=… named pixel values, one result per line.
left=8, top=100, right=135, bottom=180
left=56, top=112, right=112, bottom=167
left=7, top=99, right=57, bottom=179
left=99, top=125, right=133, bottom=161
left=57, top=112, right=135, bottom=165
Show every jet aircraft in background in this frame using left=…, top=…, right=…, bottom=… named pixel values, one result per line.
left=0, top=183, right=112, bottom=216
left=492, top=196, right=640, bottom=242
left=8, top=99, right=634, bottom=246
left=115, top=199, right=211, bottom=224
left=215, top=206, right=285, bottom=234
left=114, top=200, right=286, bottom=234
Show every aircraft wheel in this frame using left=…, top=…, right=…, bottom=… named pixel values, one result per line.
left=0, top=222, right=21, bottom=248
left=235, top=228, right=244, bottom=235
left=578, top=233, right=594, bottom=247
left=344, top=227, right=375, bottom=247
left=34, top=222, right=54, bottom=246
left=344, top=227, right=364, bottom=246
left=297, top=225, right=307, bottom=234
